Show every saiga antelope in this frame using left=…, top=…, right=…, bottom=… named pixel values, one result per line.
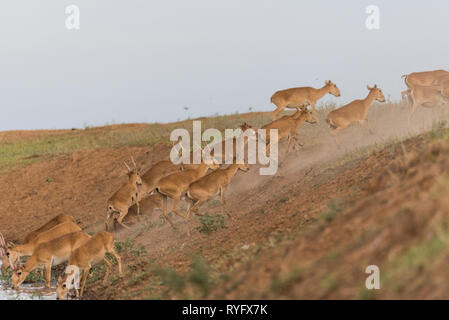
left=140, top=124, right=253, bottom=218
left=6, top=221, right=82, bottom=270
left=408, top=83, right=449, bottom=120
left=401, top=69, right=449, bottom=100
left=134, top=160, right=183, bottom=219
left=56, top=231, right=122, bottom=299
left=208, top=122, right=256, bottom=164
left=0, top=214, right=75, bottom=272
left=135, top=160, right=182, bottom=217
left=326, top=85, right=385, bottom=141
left=180, top=123, right=254, bottom=167
left=441, top=79, right=449, bottom=99
left=11, top=231, right=91, bottom=289
left=105, top=157, right=143, bottom=230
left=271, top=80, right=341, bottom=119
left=139, top=160, right=182, bottom=200
left=0, top=232, right=11, bottom=274
left=24, top=214, right=75, bottom=244
left=138, top=194, right=164, bottom=217
left=261, top=108, right=317, bottom=157
left=185, top=162, right=249, bottom=221
left=155, top=152, right=219, bottom=229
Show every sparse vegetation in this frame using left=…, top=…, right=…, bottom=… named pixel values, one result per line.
left=150, top=254, right=214, bottom=299
left=197, top=213, right=227, bottom=235
left=322, top=198, right=345, bottom=222
left=270, top=267, right=304, bottom=294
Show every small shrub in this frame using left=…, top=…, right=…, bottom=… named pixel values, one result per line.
left=197, top=213, right=226, bottom=235
left=151, top=266, right=186, bottom=294
left=114, top=238, right=135, bottom=254
left=151, top=254, right=214, bottom=298
left=187, top=254, right=213, bottom=296
left=430, top=120, right=448, bottom=140
left=323, top=198, right=345, bottom=222
left=270, top=267, right=304, bottom=293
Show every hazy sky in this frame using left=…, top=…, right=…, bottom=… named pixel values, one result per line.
left=1, top=1, right=449, bottom=130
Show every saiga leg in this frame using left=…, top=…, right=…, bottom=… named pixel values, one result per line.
left=171, top=196, right=186, bottom=219
left=136, top=194, right=141, bottom=221
left=185, top=200, right=204, bottom=221
left=330, top=126, right=344, bottom=146
left=102, top=258, right=112, bottom=284
left=271, top=103, right=286, bottom=120
left=162, top=194, right=177, bottom=229
left=44, top=262, right=52, bottom=288
left=220, top=187, right=231, bottom=218
left=116, top=209, right=131, bottom=229
left=108, top=249, right=123, bottom=276
left=79, top=268, right=90, bottom=297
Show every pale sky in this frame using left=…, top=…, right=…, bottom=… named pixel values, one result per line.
left=1, top=0, right=449, bottom=130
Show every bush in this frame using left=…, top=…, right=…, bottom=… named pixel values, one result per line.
left=197, top=213, right=227, bottom=235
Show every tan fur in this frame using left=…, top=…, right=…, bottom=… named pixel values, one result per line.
left=326, top=85, right=386, bottom=141
left=261, top=109, right=317, bottom=156
left=185, top=163, right=249, bottom=221
left=6, top=221, right=82, bottom=269
left=0, top=232, right=10, bottom=274
left=0, top=214, right=75, bottom=272
left=401, top=69, right=449, bottom=100
left=24, top=214, right=75, bottom=244
left=139, top=193, right=164, bottom=216
left=440, top=79, right=449, bottom=99
left=11, top=231, right=90, bottom=289
left=271, top=80, right=340, bottom=119
left=139, top=160, right=182, bottom=198
left=409, top=84, right=449, bottom=119
left=137, top=124, right=253, bottom=220
left=209, top=122, right=255, bottom=163
left=105, top=158, right=143, bottom=230
left=155, top=157, right=219, bottom=229
left=56, top=231, right=122, bottom=299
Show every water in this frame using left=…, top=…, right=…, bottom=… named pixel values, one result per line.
left=0, top=281, right=56, bottom=300
left=0, top=261, right=56, bottom=300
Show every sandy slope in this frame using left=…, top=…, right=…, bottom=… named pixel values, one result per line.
left=1, top=103, right=448, bottom=299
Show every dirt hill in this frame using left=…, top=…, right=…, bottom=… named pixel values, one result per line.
left=1, top=102, right=449, bottom=299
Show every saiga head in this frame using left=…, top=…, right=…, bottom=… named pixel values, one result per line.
left=5, top=247, right=20, bottom=272
left=11, top=265, right=27, bottom=289
left=56, top=274, right=70, bottom=300
left=297, top=107, right=318, bottom=124
left=124, top=157, right=143, bottom=187
left=237, top=163, right=250, bottom=172
left=367, top=84, right=386, bottom=102
left=239, top=122, right=253, bottom=132
left=325, top=80, right=341, bottom=97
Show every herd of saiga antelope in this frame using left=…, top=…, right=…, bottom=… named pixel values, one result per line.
left=0, top=69, right=448, bottom=299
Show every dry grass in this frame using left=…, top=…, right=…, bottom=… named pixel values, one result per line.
left=0, top=100, right=413, bottom=175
